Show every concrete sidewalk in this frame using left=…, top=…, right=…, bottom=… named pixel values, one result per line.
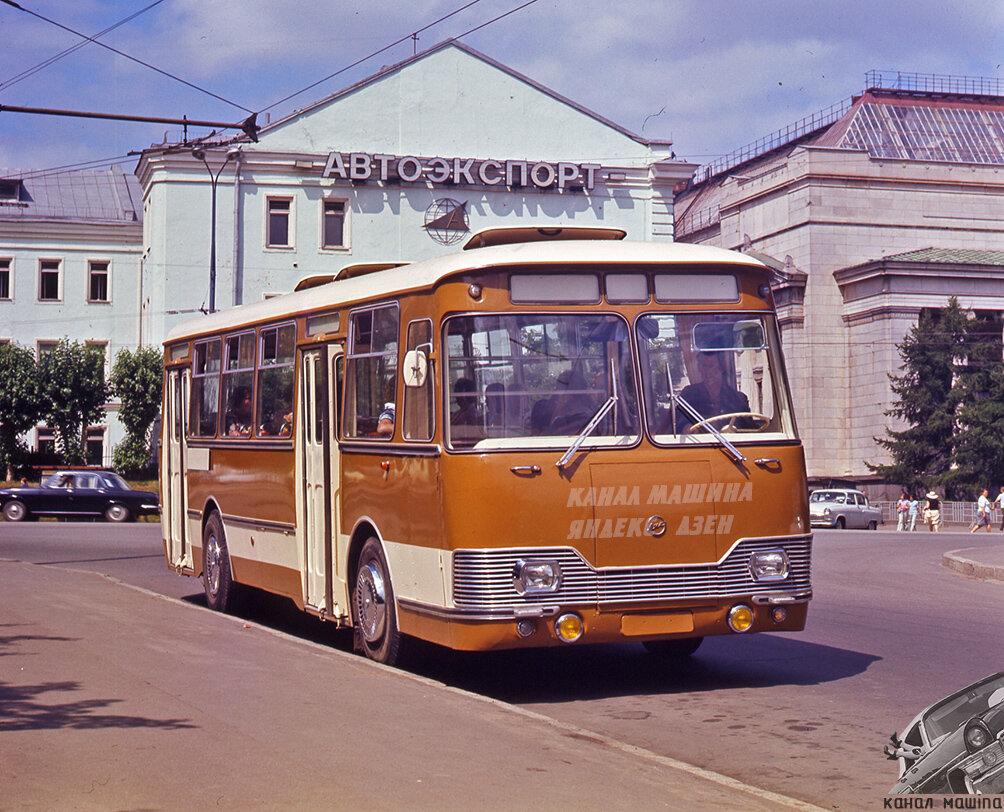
left=943, top=543, right=1004, bottom=582
left=0, top=559, right=822, bottom=812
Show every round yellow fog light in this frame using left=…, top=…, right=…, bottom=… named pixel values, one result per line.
left=555, top=613, right=583, bottom=642
left=728, top=604, right=754, bottom=633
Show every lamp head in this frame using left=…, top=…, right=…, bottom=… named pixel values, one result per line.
left=226, top=147, right=242, bottom=162
left=191, top=147, right=206, bottom=161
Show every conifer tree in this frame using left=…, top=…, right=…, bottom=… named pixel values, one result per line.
left=868, top=298, right=969, bottom=494
left=950, top=310, right=1004, bottom=498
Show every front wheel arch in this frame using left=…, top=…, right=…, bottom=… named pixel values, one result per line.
left=836, top=516, right=846, bottom=529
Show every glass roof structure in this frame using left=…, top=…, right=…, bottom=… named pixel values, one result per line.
left=837, top=101, right=1004, bottom=164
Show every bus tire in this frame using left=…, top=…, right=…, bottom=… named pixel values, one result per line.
left=353, top=537, right=404, bottom=666
left=203, top=512, right=239, bottom=613
left=643, top=637, right=703, bottom=658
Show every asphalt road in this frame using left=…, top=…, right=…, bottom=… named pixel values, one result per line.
left=2, top=522, right=1002, bottom=809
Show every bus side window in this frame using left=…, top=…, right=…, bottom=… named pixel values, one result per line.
left=403, top=319, right=433, bottom=441
left=190, top=338, right=221, bottom=438
left=256, top=324, right=296, bottom=438
left=344, top=304, right=399, bottom=439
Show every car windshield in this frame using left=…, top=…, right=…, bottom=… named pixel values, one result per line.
left=922, top=674, right=1004, bottom=742
left=811, top=491, right=848, bottom=503
left=636, top=312, right=797, bottom=444
left=443, top=313, right=639, bottom=449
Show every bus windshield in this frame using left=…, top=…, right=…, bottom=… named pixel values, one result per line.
left=636, top=312, right=797, bottom=443
left=445, top=313, right=639, bottom=449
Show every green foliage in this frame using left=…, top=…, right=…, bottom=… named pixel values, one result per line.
left=112, top=434, right=155, bottom=478
left=0, top=342, right=41, bottom=477
left=870, top=298, right=1004, bottom=500
left=110, top=345, right=163, bottom=477
left=37, top=339, right=109, bottom=466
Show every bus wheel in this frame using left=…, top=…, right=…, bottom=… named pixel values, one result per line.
left=353, top=537, right=404, bottom=666
left=203, top=512, right=239, bottom=613
left=643, top=637, right=703, bottom=658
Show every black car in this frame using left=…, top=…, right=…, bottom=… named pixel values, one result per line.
left=0, top=470, right=160, bottom=523
left=885, top=672, right=1004, bottom=794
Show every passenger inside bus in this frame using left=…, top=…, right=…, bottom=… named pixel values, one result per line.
left=225, top=386, right=253, bottom=436
left=675, top=352, right=750, bottom=432
left=531, top=368, right=593, bottom=435
left=376, top=402, right=395, bottom=436
left=451, top=377, right=481, bottom=426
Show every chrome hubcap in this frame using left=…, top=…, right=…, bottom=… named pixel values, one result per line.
left=356, top=562, right=386, bottom=643
left=206, top=536, right=222, bottom=596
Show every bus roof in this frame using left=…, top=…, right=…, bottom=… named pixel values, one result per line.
left=164, top=238, right=769, bottom=344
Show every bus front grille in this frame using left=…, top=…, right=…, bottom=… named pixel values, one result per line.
left=452, top=538, right=812, bottom=610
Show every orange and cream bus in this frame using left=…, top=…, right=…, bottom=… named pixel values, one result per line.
left=160, top=227, right=811, bottom=665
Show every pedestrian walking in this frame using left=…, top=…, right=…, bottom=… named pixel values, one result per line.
left=995, top=486, right=1004, bottom=531
left=971, top=488, right=992, bottom=533
left=924, top=491, right=941, bottom=532
left=896, top=493, right=910, bottom=531
left=908, top=496, right=919, bottom=531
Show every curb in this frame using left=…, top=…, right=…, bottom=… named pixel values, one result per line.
left=942, top=549, right=1004, bottom=582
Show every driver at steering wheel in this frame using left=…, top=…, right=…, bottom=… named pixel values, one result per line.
left=675, top=351, right=752, bottom=432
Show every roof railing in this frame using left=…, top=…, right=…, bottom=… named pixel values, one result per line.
left=692, top=70, right=1004, bottom=186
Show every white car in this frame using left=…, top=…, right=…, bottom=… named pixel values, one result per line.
left=809, top=489, right=883, bottom=530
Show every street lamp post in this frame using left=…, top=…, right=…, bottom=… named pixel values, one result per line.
left=192, top=147, right=241, bottom=313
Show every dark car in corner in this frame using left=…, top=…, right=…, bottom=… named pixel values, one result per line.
left=885, top=671, right=1004, bottom=794
left=0, top=470, right=159, bottom=523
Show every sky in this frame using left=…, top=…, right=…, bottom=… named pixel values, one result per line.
left=1, top=0, right=1003, bottom=175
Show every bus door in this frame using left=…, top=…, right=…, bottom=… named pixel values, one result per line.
left=164, top=368, right=191, bottom=570
left=296, top=346, right=342, bottom=616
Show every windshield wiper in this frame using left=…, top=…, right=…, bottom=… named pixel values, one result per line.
left=556, top=360, right=619, bottom=470
left=666, top=362, right=745, bottom=464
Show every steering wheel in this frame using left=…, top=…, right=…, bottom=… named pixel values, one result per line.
left=683, top=412, right=771, bottom=434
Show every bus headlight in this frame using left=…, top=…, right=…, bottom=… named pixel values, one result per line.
left=749, top=549, right=789, bottom=582
left=512, top=560, right=562, bottom=595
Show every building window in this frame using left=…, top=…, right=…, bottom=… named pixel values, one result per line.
left=36, top=427, right=56, bottom=457
left=37, top=340, right=59, bottom=358
left=322, top=199, right=347, bottom=249
left=88, top=261, right=110, bottom=302
left=0, top=259, right=10, bottom=300
left=86, top=427, right=105, bottom=466
left=267, top=197, right=292, bottom=248
left=39, top=259, right=61, bottom=302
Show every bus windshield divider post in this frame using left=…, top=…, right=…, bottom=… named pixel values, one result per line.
left=666, top=362, right=745, bottom=464
left=555, top=359, right=619, bottom=470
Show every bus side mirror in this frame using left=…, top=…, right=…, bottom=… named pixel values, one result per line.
left=402, top=349, right=429, bottom=388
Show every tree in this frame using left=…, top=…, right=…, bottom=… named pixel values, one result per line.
left=37, top=339, right=109, bottom=466
left=868, top=298, right=969, bottom=495
left=0, top=342, right=41, bottom=479
left=949, top=311, right=1004, bottom=497
left=110, top=345, right=163, bottom=475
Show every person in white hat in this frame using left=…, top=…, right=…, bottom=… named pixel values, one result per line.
left=923, top=491, right=941, bottom=532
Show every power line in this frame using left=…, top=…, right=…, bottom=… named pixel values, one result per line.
left=0, top=0, right=166, bottom=92
left=258, top=0, right=539, bottom=118
left=258, top=0, right=488, bottom=116
left=0, top=0, right=253, bottom=114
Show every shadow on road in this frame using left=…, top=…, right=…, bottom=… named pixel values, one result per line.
left=203, top=587, right=879, bottom=704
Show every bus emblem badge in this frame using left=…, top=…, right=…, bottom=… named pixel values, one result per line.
left=645, top=516, right=667, bottom=537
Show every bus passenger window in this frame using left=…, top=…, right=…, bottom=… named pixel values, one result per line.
left=403, top=319, right=433, bottom=441
left=190, top=338, right=221, bottom=437
left=221, top=332, right=255, bottom=437
left=345, top=304, right=399, bottom=440
left=256, top=324, right=295, bottom=438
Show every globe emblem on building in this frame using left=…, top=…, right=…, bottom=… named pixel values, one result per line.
left=423, top=198, right=469, bottom=245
